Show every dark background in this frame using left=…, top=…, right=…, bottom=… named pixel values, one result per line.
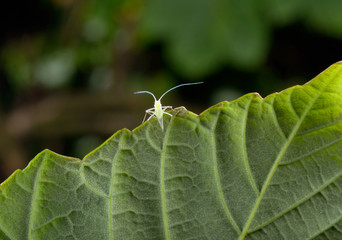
left=1, top=0, right=342, bottom=182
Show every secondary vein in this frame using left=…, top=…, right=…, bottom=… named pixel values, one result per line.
left=28, top=152, right=47, bottom=239
left=108, top=134, right=126, bottom=240
left=242, top=97, right=259, bottom=194
left=160, top=123, right=171, bottom=240
left=211, top=108, right=241, bottom=234
left=249, top=171, right=342, bottom=233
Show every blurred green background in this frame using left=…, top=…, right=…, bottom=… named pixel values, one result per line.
left=1, top=0, right=342, bottom=181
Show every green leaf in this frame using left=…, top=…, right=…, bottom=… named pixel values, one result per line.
left=1, top=62, right=342, bottom=239
left=139, top=0, right=268, bottom=77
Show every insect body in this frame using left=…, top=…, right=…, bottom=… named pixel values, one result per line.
left=134, top=82, right=203, bottom=131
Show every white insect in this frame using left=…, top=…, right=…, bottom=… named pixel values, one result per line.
left=134, top=82, right=203, bottom=131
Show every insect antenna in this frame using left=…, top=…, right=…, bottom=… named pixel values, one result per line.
left=134, top=90, right=157, bottom=102
left=159, top=82, right=203, bottom=100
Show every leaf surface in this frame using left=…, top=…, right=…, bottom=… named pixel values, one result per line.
left=1, top=62, right=342, bottom=239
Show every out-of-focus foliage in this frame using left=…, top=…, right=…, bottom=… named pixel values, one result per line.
left=141, top=0, right=268, bottom=77
left=1, top=0, right=125, bottom=91
left=265, top=0, right=342, bottom=36
left=140, top=0, right=342, bottom=77
left=3, top=0, right=342, bottom=88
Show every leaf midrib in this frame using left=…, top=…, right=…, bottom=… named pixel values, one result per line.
left=239, top=80, right=332, bottom=239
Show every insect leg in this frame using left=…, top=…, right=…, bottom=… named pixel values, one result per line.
left=141, top=108, right=155, bottom=123
left=145, top=109, right=156, bottom=121
left=146, top=114, right=155, bottom=121
left=162, top=106, right=173, bottom=116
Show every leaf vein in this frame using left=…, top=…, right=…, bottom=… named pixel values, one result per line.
left=160, top=121, right=171, bottom=240
left=239, top=78, right=332, bottom=239
left=297, top=119, right=342, bottom=136
left=28, top=152, right=47, bottom=239
left=108, top=134, right=126, bottom=240
left=288, top=89, right=300, bottom=120
left=279, top=137, right=342, bottom=166
left=212, top=107, right=241, bottom=234
left=243, top=97, right=259, bottom=194
left=250, top=171, right=342, bottom=233
left=270, top=97, right=287, bottom=140
left=309, top=213, right=342, bottom=239
left=0, top=225, right=14, bottom=240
